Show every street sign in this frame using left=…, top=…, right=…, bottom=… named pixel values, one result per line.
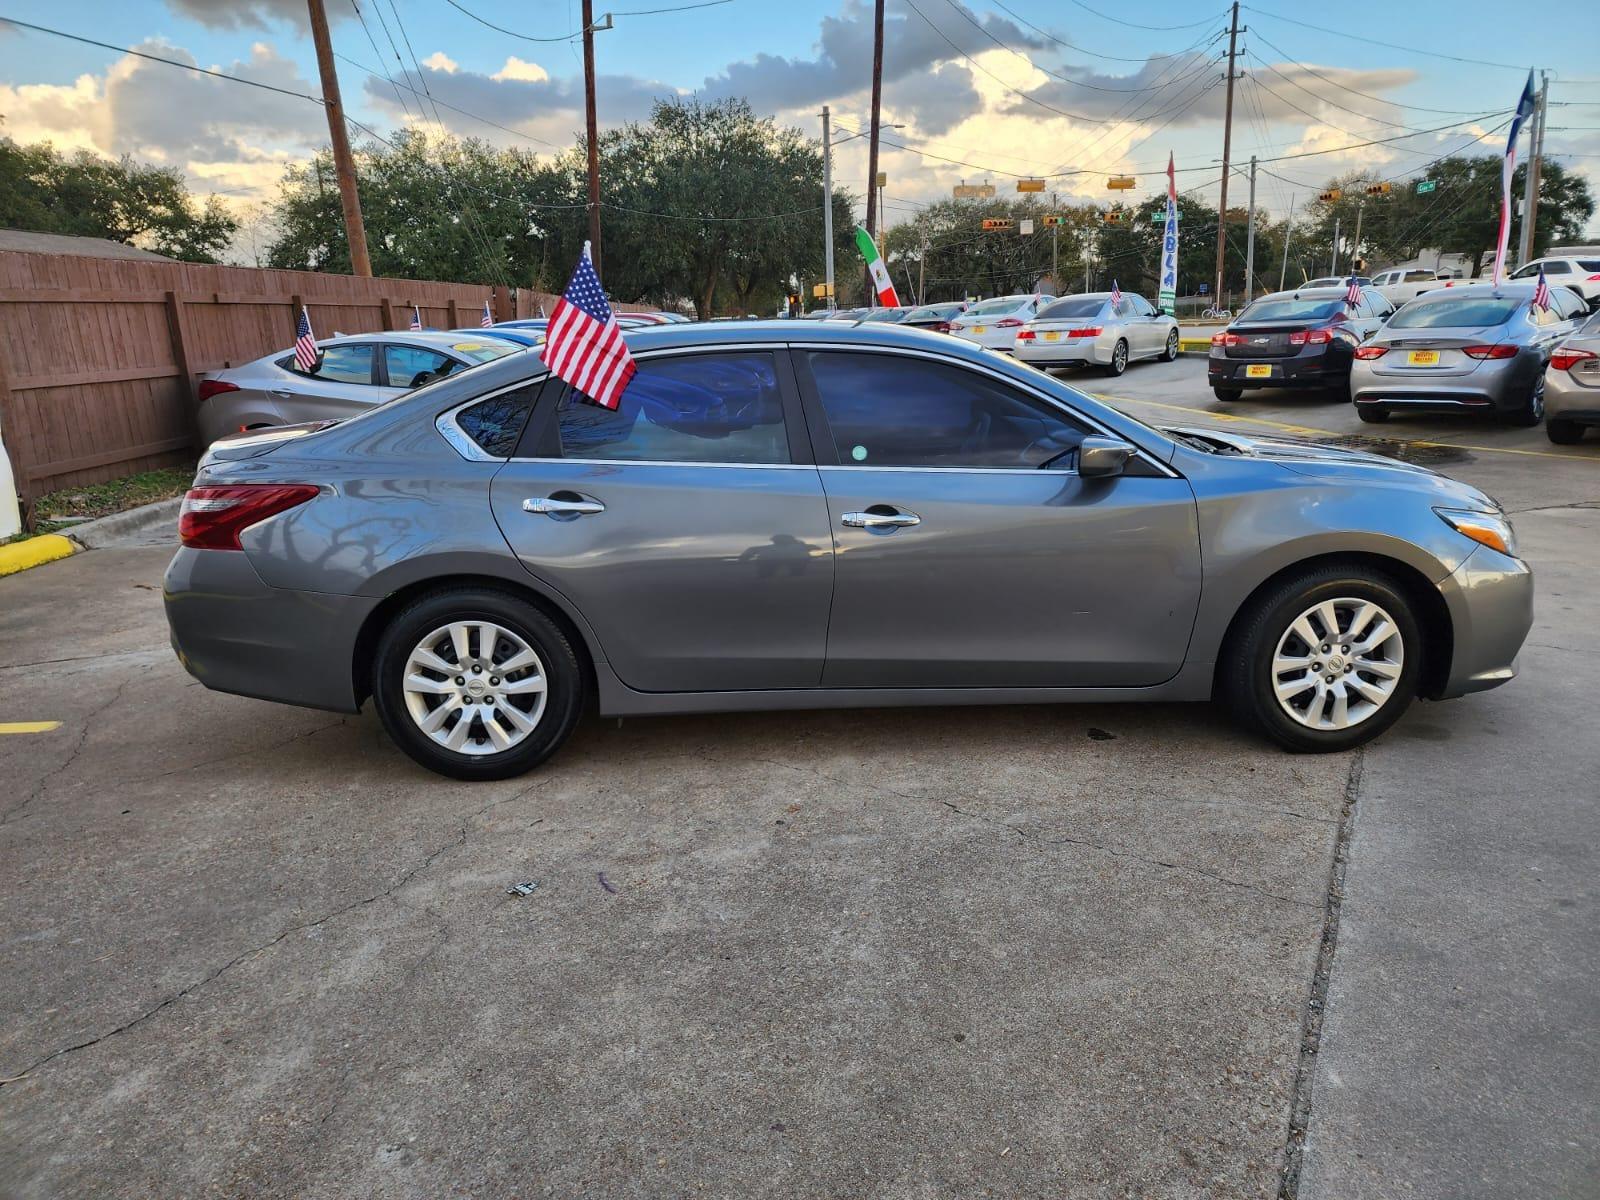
left=981, top=218, right=1014, bottom=231
left=1017, top=179, right=1046, bottom=193
left=1197, top=283, right=1210, bottom=294
left=953, top=183, right=995, bottom=199
left=811, top=283, right=834, bottom=298
left=1149, top=211, right=1183, bottom=224
left=1019, top=219, right=1034, bottom=236
left=1106, top=175, right=1136, bottom=190
left=1416, top=180, right=1437, bottom=194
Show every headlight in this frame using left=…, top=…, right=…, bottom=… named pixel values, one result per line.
left=1435, top=507, right=1517, bottom=557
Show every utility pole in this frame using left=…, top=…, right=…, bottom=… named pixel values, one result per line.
left=821, top=106, right=835, bottom=311
left=864, top=0, right=885, bottom=293
left=581, top=0, right=603, bottom=275
left=1279, top=195, right=1295, bottom=292
left=1351, top=200, right=1364, bottom=274
left=917, top=220, right=929, bottom=305
left=306, top=0, right=371, bottom=276
left=1244, top=156, right=1257, bottom=303
left=1050, top=190, right=1060, bottom=285
left=1330, top=215, right=1341, bottom=276
left=1518, top=70, right=1550, bottom=268
left=1213, top=0, right=1241, bottom=307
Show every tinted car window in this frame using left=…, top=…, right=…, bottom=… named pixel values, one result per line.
left=555, top=352, right=789, bottom=464
left=1237, top=297, right=1345, bottom=322
left=966, top=297, right=1028, bottom=317
left=1038, top=297, right=1105, bottom=320
left=1130, top=295, right=1155, bottom=317
left=808, top=352, right=1087, bottom=469
left=1385, top=297, right=1522, bottom=329
left=457, top=387, right=537, bottom=458
left=386, top=345, right=457, bottom=388
left=290, top=342, right=373, bottom=384
left=905, top=303, right=964, bottom=321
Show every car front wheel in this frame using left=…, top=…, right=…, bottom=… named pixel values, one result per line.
left=1220, top=567, right=1421, bottom=753
left=372, top=588, right=584, bottom=780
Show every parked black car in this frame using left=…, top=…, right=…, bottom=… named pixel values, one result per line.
left=1208, top=286, right=1395, bottom=401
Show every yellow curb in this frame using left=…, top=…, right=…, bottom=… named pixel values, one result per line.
left=0, top=721, right=62, bottom=735
left=0, top=534, right=77, bottom=578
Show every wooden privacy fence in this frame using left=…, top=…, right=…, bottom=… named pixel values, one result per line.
left=0, top=250, right=643, bottom=516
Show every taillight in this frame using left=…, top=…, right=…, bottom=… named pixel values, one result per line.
left=1210, top=331, right=1242, bottom=346
left=1353, top=345, right=1388, bottom=360
left=1551, top=347, right=1597, bottom=371
left=179, top=484, right=320, bottom=551
left=1462, top=344, right=1518, bottom=360
left=1587, top=274, right=1600, bottom=282
left=995, top=317, right=1024, bottom=328
left=1015, top=329, right=1036, bottom=341
left=932, top=321, right=952, bottom=332
left=1289, top=328, right=1335, bottom=345
left=1066, top=326, right=1101, bottom=339
left=197, top=379, right=240, bottom=403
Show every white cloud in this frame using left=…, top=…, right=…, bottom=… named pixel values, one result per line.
left=492, top=57, right=549, bottom=84
left=422, top=52, right=459, bottom=74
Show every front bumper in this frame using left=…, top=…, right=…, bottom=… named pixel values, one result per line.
left=1434, top=544, right=1534, bottom=699
left=164, top=547, right=378, bottom=713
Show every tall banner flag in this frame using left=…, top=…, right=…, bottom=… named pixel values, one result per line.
left=1494, top=71, right=1538, bottom=286
left=854, top=225, right=900, bottom=307
left=1159, top=154, right=1179, bottom=314
left=542, top=241, right=636, bottom=411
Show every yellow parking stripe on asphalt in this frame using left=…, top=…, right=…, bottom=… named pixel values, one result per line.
left=1094, top=394, right=1600, bottom=464
left=0, top=721, right=62, bottom=735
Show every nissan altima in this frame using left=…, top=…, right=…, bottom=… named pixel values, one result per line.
left=165, top=322, right=1532, bottom=780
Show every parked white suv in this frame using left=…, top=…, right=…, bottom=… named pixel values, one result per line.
left=947, top=294, right=1052, bottom=349
left=1371, top=267, right=1452, bottom=306
left=1509, top=257, right=1600, bottom=310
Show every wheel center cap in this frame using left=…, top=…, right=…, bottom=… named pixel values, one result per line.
left=466, top=679, right=489, bottom=697
left=1328, top=655, right=1345, bottom=672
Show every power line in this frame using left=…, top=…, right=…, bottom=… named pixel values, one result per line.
left=439, top=0, right=585, bottom=42
left=989, top=0, right=1223, bottom=64
left=334, top=51, right=563, bottom=148
left=1247, top=29, right=1509, bottom=116
left=1241, top=6, right=1535, bottom=72
left=1054, top=0, right=1224, bottom=32
left=348, top=0, right=414, bottom=119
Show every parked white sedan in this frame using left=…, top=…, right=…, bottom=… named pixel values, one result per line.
left=1371, top=267, right=1453, bottom=307
left=1013, top=291, right=1180, bottom=376
left=947, top=293, right=1051, bottom=349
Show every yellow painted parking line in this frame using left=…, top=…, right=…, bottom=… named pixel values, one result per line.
left=1094, top=394, right=1600, bottom=464
left=0, top=721, right=62, bottom=735
left=0, top=534, right=77, bottom=578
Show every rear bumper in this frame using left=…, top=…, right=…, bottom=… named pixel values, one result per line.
left=1015, top=338, right=1108, bottom=366
left=163, top=547, right=377, bottom=713
left=1351, top=355, right=1538, bottom=412
left=1545, top=372, right=1600, bottom=422
left=1434, top=545, right=1534, bottom=699
left=1208, top=348, right=1350, bottom=390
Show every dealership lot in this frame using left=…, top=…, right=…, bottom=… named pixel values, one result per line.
left=2, top=359, right=1596, bottom=1198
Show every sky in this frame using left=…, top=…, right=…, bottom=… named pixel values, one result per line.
left=1, top=0, right=1598, bottom=251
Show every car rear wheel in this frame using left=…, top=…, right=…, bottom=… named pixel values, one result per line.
left=372, top=588, right=584, bottom=780
left=1546, top=417, right=1585, bottom=444
left=1356, top=404, right=1389, bottom=423
left=1161, top=329, right=1180, bottom=362
left=1220, top=567, right=1421, bottom=753
left=1212, top=387, right=1242, bottom=402
left=1502, top=375, right=1545, bottom=427
left=1104, top=339, right=1129, bottom=377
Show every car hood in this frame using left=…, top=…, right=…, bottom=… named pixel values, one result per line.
left=1166, top=426, right=1500, bottom=509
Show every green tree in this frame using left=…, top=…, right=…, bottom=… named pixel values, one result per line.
left=0, top=138, right=238, bottom=262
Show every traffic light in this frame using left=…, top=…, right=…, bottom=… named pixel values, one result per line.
left=1365, top=182, right=1393, bottom=195
left=981, top=218, right=1015, bottom=231
left=1041, top=215, right=1065, bottom=227
left=1102, top=210, right=1122, bottom=224
left=1319, top=189, right=1342, bottom=203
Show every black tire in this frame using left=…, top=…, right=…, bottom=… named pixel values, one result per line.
left=1546, top=417, right=1585, bottom=445
left=1356, top=404, right=1389, bottom=423
left=1213, top=387, right=1242, bottom=402
left=1220, top=565, right=1423, bottom=753
left=1161, top=328, right=1180, bottom=362
left=1501, top=374, right=1546, bottom=427
left=372, top=588, right=584, bottom=780
left=1104, top=338, right=1129, bottom=377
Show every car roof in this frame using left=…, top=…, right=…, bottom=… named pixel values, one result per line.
left=1043, top=292, right=1113, bottom=302
left=1252, top=287, right=1350, bottom=300
left=1408, top=282, right=1539, bottom=297
left=319, top=329, right=511, bottom=350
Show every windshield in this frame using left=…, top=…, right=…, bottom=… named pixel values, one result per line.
left=1037, top=297, right=1106, bottom=320
left=444, top=340, right=518, bottom=364
left=1385, top=296, right=1522, bottom=329
left=860, top=308, right=907, bottom=322
left=1236, top=297, right=1345, bottom=323
left=905, top=303, right=962, bottom=320
left=966, top=296, right=1027, bottom=316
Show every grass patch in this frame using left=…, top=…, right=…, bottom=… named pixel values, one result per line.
left=32, top=464, right=196, bottom=531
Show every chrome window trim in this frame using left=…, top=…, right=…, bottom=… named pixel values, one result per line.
left=435, top=373, right=550, bottom=462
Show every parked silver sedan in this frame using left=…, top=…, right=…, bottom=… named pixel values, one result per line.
left=1545, top=310, right=1600, bottom=444
left=1350, top=282, right=1586, bottom=425
left=166, top=321, right=1531, bottom=781
left=196, top=330, right=519, bottom=445
left=1013, top=291, right=1179, bottom=376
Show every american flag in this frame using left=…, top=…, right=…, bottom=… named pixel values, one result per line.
left=1532, top=266, right=1551, bottom=311
left=542, top=242, right=636, bottom=410
left=409, top=305, right=423, bottom=331
left=1345, top=276, right=1362, bottom=308
left=1494, top=72, right=1538, bottom=286
left=480, top=300, right=494, bottom=328
left=1110, top=279, right=1122, bottom=311
left=294, top=305, right=319, bottom=373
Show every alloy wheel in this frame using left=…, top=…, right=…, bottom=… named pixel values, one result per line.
left=1271, top=598, right=1404, bottom=731
left=401, top=621, right=549, bottom=755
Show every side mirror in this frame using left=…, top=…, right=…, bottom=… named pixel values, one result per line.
left=1077, top=435, right=1135, bottom=478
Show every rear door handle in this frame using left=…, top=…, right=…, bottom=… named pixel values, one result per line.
left=842, top=507, right=921, bottom=529
left=523, top=496, right=605, bottom=516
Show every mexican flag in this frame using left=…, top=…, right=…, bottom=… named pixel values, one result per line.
left=854, top=225, right=900, bottom=307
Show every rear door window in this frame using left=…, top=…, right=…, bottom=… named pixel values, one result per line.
left=286, top=342, right=374, bottom=384
left=385, top=345, right=458, bottom=388
left=805, top=351, right=1088, bottom=470
left=554, top=352, right=791, bottom=464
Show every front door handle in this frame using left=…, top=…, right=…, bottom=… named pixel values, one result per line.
left=268, top=388, right=294, bottom=398
left=842, top=507, right=921, bottom=529
left=523, top=496, right=605, bottom=516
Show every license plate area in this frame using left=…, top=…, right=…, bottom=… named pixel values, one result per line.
left=972, top=325, right=987, bottom=334
left=1245, top=363, right=1273, bottom=379
left=1406, top=350, right=1441, bottom=366
left=1043, top=331, right=1060, bottom=342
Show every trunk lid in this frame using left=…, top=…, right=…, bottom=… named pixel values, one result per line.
left=200, top=421, right=339, bottom=465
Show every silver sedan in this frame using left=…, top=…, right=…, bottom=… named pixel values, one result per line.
left=196, top=330, right=519, bottom=445
left=1545, top=310, right=1600, bottom=444
left=1349, top=282, right=1586, bottom=425
left=1013, top=292, right=1180, bottom=376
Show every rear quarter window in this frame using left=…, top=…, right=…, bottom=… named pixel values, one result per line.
left=456, top=387, right=538, bottom=458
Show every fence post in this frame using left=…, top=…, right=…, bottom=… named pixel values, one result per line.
left=448, top=299, right=461, bottom=328
left=380, top=297, right=396, bottom=331
left=0, top=344, right=30, bottom=532
left=164, top=291, right=198, bottom=440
